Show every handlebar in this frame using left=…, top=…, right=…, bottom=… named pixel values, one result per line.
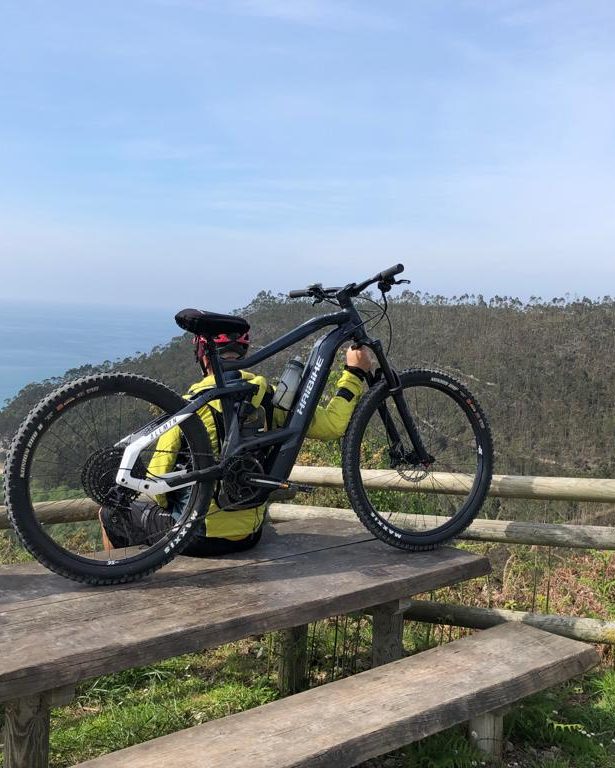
left=288, top=264, right=404, bottom=301
left=354, top=263, right=404, bottom=294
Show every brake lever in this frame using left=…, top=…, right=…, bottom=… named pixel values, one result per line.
left=378, top=277, right=411, bottom=293
left=308, top=282, right=326, bottom=305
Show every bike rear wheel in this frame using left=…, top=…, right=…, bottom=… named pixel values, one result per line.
left=4, top=373, right=213, bottom=584
left=342, top=368, right=493, bottom=549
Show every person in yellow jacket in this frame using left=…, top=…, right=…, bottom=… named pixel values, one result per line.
left=100, top=327, right=371, bottom=556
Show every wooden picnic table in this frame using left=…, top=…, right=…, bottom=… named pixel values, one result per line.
left=0, top=518, right=491, bottom=768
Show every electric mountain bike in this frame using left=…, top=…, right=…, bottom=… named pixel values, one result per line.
left=4, top=264, right=493, bottom=584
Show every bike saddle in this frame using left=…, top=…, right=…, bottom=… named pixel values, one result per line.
left=174, top=308, right=250, bottom=336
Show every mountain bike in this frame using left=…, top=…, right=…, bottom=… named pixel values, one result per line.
left=4, top=264, right=493, bottom=584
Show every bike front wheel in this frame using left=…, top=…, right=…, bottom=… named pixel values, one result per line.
left=4, top=373, right=213, bottom=584
left=342, top=368, right=493, bottom=549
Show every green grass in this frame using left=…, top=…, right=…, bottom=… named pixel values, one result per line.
left=0, top=522, right=105, bottom=566
left=43, top=644, right=279, bottom=767
left=0, top=530, right=33, bottom=564
left=501, top=670, right=615, bottom=768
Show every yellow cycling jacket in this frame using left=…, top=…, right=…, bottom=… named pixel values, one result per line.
left=146, top=368, right=364, bottom=540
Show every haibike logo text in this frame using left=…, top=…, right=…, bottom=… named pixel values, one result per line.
left=296, top=356, right=325, bottom=415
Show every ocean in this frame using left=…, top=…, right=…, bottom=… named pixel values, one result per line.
left=0, top=300, right=181, bottom=408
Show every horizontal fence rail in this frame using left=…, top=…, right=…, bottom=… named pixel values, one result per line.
left=1, top=467, right=614, bottom=544
left=289, top=466, right=615, bottom=503
left=398, top=600, right=615, bottom=645
left=268, top=503, right=615, bottom=549
left=1, top=498, right=614, bottom=550
left=0, top=499, right=100, bottom=530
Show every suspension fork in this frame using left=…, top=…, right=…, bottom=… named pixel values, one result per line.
left=367, top=341, right=432, bottom=464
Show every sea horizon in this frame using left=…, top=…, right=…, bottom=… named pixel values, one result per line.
left=0, top=299, right=183, bottom=408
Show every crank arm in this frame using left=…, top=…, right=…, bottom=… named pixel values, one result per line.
left=246, top=475, right=315, bottom=493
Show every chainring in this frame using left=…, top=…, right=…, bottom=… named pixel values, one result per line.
left=218, top=454, right=264, bottom=508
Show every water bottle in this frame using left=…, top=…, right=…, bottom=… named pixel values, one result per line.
left=272, top=357, right=304, bottom=411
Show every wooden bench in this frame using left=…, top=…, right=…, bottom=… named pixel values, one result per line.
left=71, top=622, right=599, bottom=767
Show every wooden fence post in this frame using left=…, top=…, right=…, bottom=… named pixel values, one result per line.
left=371, top=600, right=405, bottom=667
left=277, top=625, right=309, bottom=695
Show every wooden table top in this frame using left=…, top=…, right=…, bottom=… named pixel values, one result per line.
left=0, top=518, right=490, bottom=701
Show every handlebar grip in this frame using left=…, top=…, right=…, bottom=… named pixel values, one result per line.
left=289, top=289, right=310, bottom=299
left=378, top=263, right=404, bottom=281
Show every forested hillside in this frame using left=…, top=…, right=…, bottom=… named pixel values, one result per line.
left=1, top=291, right=614, bottom=480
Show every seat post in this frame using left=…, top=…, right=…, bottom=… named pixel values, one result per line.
left=206, top=338, right=226, bottom=388
left=206, top=339, right=236, bottom=434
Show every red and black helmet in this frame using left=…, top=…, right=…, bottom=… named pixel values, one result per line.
left=193, top=331, right=250, bottom=363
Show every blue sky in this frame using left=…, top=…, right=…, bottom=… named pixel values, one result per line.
left=1, top=0, right=614, bottom=312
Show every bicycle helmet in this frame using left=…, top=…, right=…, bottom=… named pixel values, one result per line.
left=193, top=331, right=250, bottom=369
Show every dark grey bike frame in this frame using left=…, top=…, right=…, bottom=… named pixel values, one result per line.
left=152, top=299, right=420, bottom=496
left=161, top=307, right=364, bottom=487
